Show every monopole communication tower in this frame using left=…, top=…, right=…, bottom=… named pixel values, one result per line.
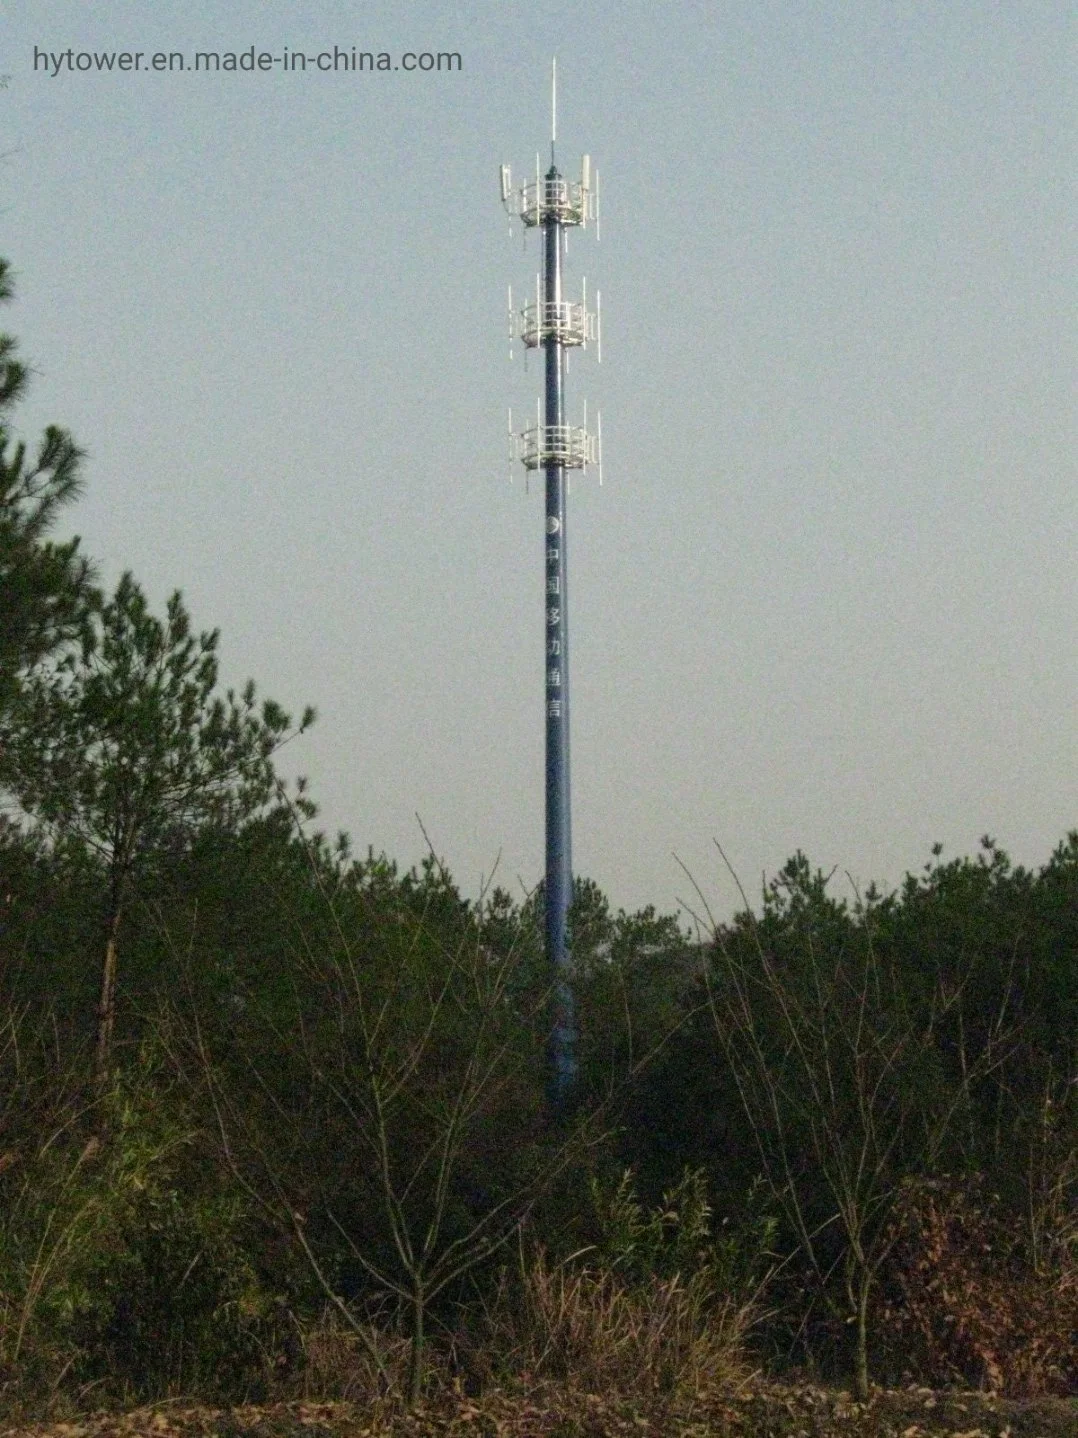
left=500, top=60, right=601, bottom=1109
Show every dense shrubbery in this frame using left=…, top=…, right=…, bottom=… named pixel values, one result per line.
left=0, top=1034, right=301, bottom=1407
left=1, top=660, right=1074, bottom=1414
left=0, top=826, right=1072, bottom=1414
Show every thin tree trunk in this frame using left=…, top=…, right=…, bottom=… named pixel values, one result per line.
left=854, top=1275, right=871, bottom=1401
left=94, top=897, right=123, bottom=1092
left=408, top=1288, right=425, bottom=1405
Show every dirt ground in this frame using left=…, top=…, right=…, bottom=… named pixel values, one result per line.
left=1, top=1383, right=1075, bottom=1438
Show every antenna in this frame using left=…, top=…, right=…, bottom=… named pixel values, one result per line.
left=501, top=66, right=603, bottom=1113
left=551, top=57, right=557, bottom=150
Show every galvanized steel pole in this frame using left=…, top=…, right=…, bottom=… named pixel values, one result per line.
left=542, top=164, right=576, bottom=1107
left=501, top=92, right=599, bottom=1115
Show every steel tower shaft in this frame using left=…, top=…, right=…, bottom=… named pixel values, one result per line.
left=501, top=111, right=599, bottom=1114
left=542, top=164, right=576, bottom=1104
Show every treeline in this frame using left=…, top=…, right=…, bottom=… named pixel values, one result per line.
left=0, top=258, right=1074, bottom=1418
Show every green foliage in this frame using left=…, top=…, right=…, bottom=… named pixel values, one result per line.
left=2, top=822, right=1076, bottom=1411
left=568, top=883, right=699, bottom=1119
left=0, top=259, right=94, bottom=715
left=707, top=850, right=1029, bottom=1394
left=193, top=847, right=560, bottom=1403
left=588, top=1167, right=776, bottom=1305
left=2, top=573, right=313, bottom=859
left=3, top=245, right=1077, bottom=1417
left=0, top=573, right=314, bottom=1083
left=0, top=818, right=103, bottom=1035
left=0, top=1031, right=293, bottom=1407
left=590, top=1168, right=714, bottom=1284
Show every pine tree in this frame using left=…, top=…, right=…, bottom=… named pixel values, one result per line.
left=0, top=571, right=314, bottom=1088
left=0, top=258, right=94, bottom=714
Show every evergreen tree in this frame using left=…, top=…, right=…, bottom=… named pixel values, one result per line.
left=0, top=259, right=94, bottom=714
left=0, top=572, right=314, bottom=1088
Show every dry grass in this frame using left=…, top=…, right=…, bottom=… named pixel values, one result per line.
left=471, top=1248, right=754, bottom=1410
left=292, top=1309, right=414, bottom=1407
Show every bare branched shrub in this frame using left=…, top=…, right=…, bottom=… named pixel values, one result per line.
left=185, top=831, right=611, bottom=1407
left=687, top=846, right=1017, bottom=1398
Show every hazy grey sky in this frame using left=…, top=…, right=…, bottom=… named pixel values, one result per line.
left=4, top=0, right=1075, bottom=918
